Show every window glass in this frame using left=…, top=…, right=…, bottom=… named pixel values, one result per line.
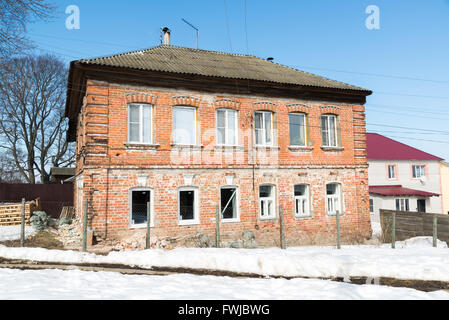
left=289, top=113, right=306, bottom=146
left=179, top=190, right=195, bottom=221
left=321, top=115, right=338, bottom=147
left=412, top=165, right=426, bottom=178
left=259, top=185, right=275, bottom=218
left=294, top=185, right=309, bottom=217
left=388, top=165, right=396, bottom=179
left=221, top=188, right=237, bottom=220
left=131, top=190, right=150, bottom=225
left=216, top=109, right=237, bottom=145
left=173, top=107, right=196, bottom=145
left=128, top=104, right=152, bottom=143
left=254, top=111, right=273, bottom=146
left=326, top=183, right=341, bottom=215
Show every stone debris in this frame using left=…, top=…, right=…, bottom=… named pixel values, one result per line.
left=112, top=233, right=170, bottom=251
left=55, top=220, right=83, bottom=248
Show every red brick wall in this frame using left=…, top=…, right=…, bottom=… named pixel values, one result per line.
left=74, top=80, right=371, bottom=246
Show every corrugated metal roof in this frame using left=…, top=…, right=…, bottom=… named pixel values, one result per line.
left=367, top=133, right=443, bottom=161
left=369, top=185, right=440, bottom=197
left=76, top=45, right=371, bottom=93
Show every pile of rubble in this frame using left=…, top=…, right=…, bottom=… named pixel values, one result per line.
left=112, top=233, right=170, bottom=251
left=55, top=220, right=83, bottom=248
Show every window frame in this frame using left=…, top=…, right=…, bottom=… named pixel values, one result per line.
left=412, top=164, right=427, bottom=179
left=259, top=184, right=276, bottom=220
left=387, top=164, right=398, bottom=180
left=395, top=198, right=410, bottom=211
left=177, top=186, right=200, bottom=226
left=254, top=111, right=274, bottom=147
left=220, top=186, right=240, bottom=223
left=321, top=114, right=339, bottom=147
left=326, top=183, right=342, bottom=216
left=289, top=113, right=307, bottom=147
left=369, top=198, right=374, bottom=214
left=127, top=103, right=153, bottom=144
left=216, top=108, right=238, bottom=146
left=172, top=106, right=198, bottom=146
left=129, top=187, right=154, bottom=229
left=294, top=184, right=311, bottom=218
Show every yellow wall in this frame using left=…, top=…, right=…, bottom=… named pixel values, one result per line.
left=441, top=162, right=449, bottom=215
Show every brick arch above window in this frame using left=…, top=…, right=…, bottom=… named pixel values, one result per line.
left=214, top=98, right=240, bottom=110
left=319, top=105, right=342, bottom=115
left=286, top=103, right=311, bottom=114
left=172, top=95, right=201, bottom=107
left=253, top=101, right=277, bottom=112
left=125, top=92, right=158, bottom=105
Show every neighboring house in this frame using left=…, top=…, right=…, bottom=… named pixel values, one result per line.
left=367, top=133, right=444, bottom=222
left=65, top=31, right=373, bottom=246
left=50, top=167, right=76, bottom=184
left=440, top=162, right=449, bottom=215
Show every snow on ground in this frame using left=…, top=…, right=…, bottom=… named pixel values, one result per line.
left=0, top=237, right=448, bottom=282
left=0, top=226, right=36, bottom=242
left=0, top=268, right=448, bottom=300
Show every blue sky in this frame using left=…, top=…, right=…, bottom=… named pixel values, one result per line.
left=28, top=0, right=449, bottom=161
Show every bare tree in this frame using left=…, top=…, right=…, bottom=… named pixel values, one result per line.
left=0, top=151, right=24, bottom=183
left=0, top=54, right=74, bottom=184
left=0, top=0, right=55, bottom=58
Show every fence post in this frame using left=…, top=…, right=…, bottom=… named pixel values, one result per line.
left=146, top=201, right=151, bottom=249
left=336, top=210, right=341, bottom=249
left=279, top=205, right=286, bottom=249
left=20, top=198, right=26, bottom=247
left=82, top=199, right=88, bottom=252
left=216, top=205, right=220, bottom=248
left=433, top=215, right=438, bottom=248
left=392, top=212, right=396, bottom=249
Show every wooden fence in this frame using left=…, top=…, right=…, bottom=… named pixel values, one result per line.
left=0, top=199, right=41, bottom=226
left=380, top=209, right=449, bottom=245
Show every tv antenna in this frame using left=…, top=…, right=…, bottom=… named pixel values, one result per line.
left=181, top=18, right=199, bottom=49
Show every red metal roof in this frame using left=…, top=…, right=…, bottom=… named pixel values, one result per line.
left=369, top=185, right=440, bottom=197
left=366, top=133, right=443, bottom=161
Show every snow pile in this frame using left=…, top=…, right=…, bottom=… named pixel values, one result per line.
left=0, top=226, right=36, bottom=242
left=0, top=269, right=448, bottom=300
left=395, top=237, right=448, bottom=249
left=0, top=236, right=448, bottom=281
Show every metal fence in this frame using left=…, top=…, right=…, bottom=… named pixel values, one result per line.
left=0, top=183, right=73, bottom=218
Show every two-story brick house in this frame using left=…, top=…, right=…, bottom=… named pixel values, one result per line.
left=65, top=39, right=373, bottom=246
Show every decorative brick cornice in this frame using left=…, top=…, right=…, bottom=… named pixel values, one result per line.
left=125, top=92, right=158, bottom=105
left=286, top=103, right=311, bottom=114
left=320, top=105, right=342, bottom=115
left=214, top=98, right=240, bottom=110
left=172, top=95, right=201, bottom=107
left=253, top=101, right=277, bottom=112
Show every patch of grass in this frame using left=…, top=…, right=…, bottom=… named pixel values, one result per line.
left=0, top=231, right=64, bottom=250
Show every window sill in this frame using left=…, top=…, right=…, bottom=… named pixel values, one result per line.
left=321, top=146, right=344, bottom=152
left=124, top=143, right=160, bottom=150
left=130, top=223, right=154, bottom=229
left=254, top=146, right=280, bottom=151
left=327, top=212, right=346, bottom=217
left=221, top=218, right=241, bottom=223
left=214, top=145, right=244, bottom=152
left=288, top=146, right=314, bottom=152
left=171, top=144, right=204, bottom=151
left=258, top=216, right=277, bottom=221
left=178, top=220, right=200, bottom=226
left=295, top=214, right=313, bottom=219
